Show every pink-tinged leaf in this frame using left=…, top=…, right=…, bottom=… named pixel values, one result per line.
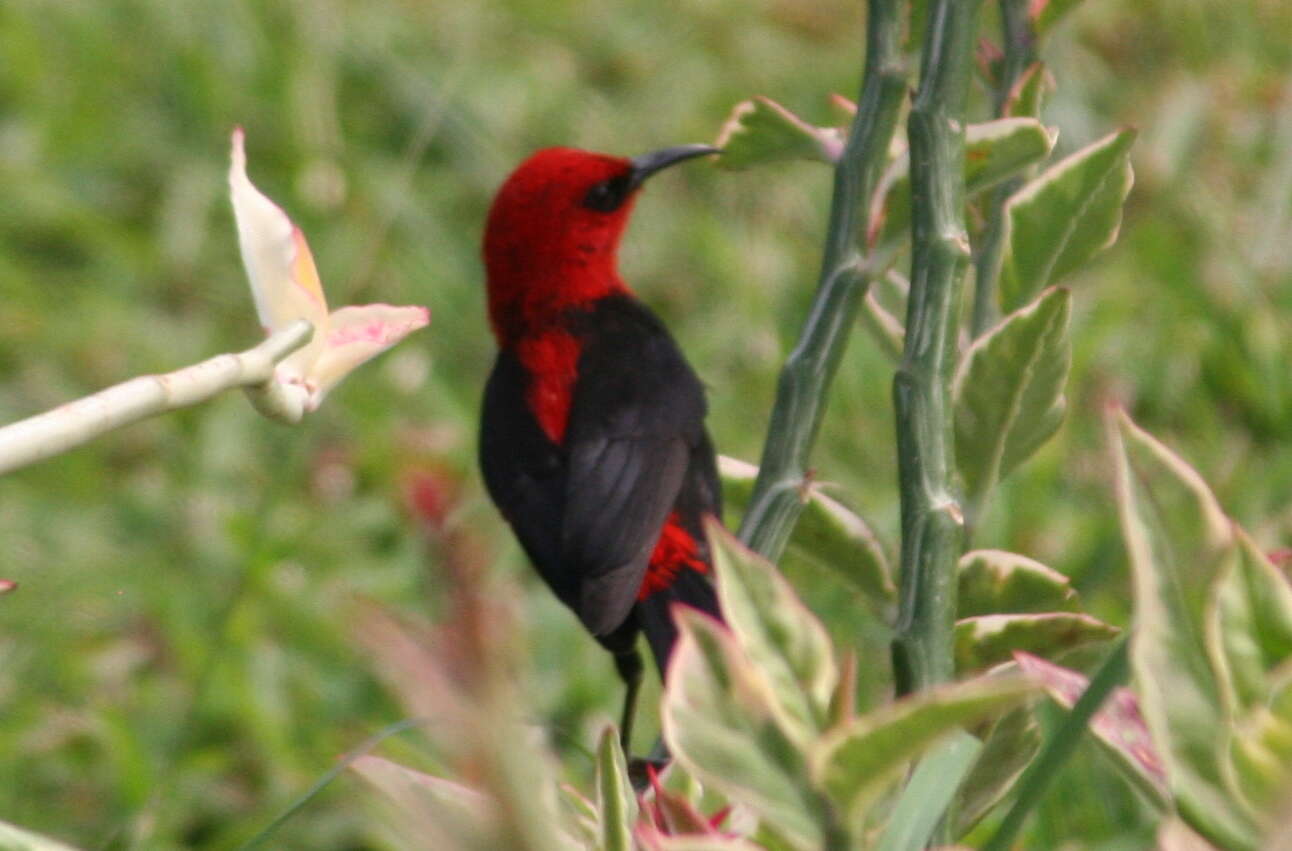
left=1030, top=0, right=1085, bottom=37
left=0, top=580, right=15, bottom=595
left=999, top=129, right=1136, bottom=311
left=1268, top=549, right=1292, bottom=568
left=307, top=304, right=430, bottom=408
left=1015, top=651, right=1169, bottom=805
left=1228, top=671, right=1292, bottom=826
left=229, top=128, right=329, bottom=344
left=705, top=517, right=838, bottom=739
left=661, top=607, right=824, bottom=847
left=1004, top=63, right=1055, bottom=120
left=976, top=37, right=1005, bottom=88
left=714, top=97, right=845, bottom=169
left=1209, top=532, right=1292, bottom=714
left=873, top=119, right=1057, bottom=247
left=955, top=611, right=1118, bottom=673
left=812, top=674, right=1035, bottom=823
left=229, top=128, right=429, bottom=417
left=1157, top=816, right=1223, bottom=851
left=350, top=754, right=492, bottom=849
left=351, top=754, right=488, bottom=807
left=635, top=824, right=763, bottom=851
left=717, top=456, right=893, bottom=609
left=827, top=653, right=858, bottom=729
left=957, top=549, right=1079, bottom=618
left=640, top=764, right=726, bottom=837
left=558, top=783, right=600, bottom=847
left=1113, top=409, right=1262, bottom=847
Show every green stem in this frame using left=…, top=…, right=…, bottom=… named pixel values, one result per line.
left=738, top=0, right=906, bottom=561
left=993, top=0, right=1035, bottom=116
left=970, top=0, right=1036, bottom=338
left=890, top=0, right=980, bottom=697
left=981, top=637, right=1130, bottom=851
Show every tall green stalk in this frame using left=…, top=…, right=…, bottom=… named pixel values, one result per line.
left=891, top=0, right=980, bottom=697
left=738, top=0, right=905, bottom=562
left=970, top=0, right=1036, bottom=337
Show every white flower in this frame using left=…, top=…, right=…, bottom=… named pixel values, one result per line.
left=229, top=127, right=429, bottom=415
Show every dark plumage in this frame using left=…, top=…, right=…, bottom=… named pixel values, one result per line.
left=478, top=146, right=722, bottom=751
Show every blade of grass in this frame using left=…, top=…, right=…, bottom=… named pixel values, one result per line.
left=981, top=636, right=1130, bottom=851
left=875, top=730, right=982, bottom=851
left=236, top=717, right=424, bottom=850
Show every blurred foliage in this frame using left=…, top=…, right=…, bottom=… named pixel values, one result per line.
left=1, top=0, right=1291, bottom=848
left=1112, top=411, right=1292, bottom=849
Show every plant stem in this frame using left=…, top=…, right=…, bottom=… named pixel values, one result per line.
left=993, top=0, right=1035, bottom=117
left=970, top=0, right=1036, bottom=337
left=981, top=637, right=1130, bottom=851
left=0, top=320, right=314, bottom=476
left=890, top=0, right=980, bottom=697
left=236, top=717, right=425, bottom=850
left=738, top=0, right=905, bottom=561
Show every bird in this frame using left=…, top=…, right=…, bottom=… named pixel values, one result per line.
left=478, top=144, right=722, bottom=752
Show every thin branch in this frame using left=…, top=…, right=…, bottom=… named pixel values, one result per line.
left=861, top=290, right=906, bottom=363
left=0, top=320, right=313, bottom=476
left=738, top=0, right=906, bottom=562
left=891, top=0, right=980, bottom=697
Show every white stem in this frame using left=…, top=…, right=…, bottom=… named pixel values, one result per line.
left=0, top=320, right=313, bottom=476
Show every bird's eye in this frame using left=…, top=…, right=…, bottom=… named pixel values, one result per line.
left=582, top=174, right=632, bottom=212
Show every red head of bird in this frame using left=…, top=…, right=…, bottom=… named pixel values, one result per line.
left=482, top=145, right=716, bottom=345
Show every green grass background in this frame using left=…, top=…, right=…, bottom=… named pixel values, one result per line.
left=1, top=0, right=1290, bottom=847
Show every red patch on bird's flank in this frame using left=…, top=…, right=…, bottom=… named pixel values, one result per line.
left=638, top=513, right=708, bottom=600
left=516, top=328, right=581, bottom=443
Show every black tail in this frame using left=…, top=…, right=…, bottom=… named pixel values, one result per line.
left=637, top=434, right=723, bottom=676
left=635, top=565, right=722, bottom=676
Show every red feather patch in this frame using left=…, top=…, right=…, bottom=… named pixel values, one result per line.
left=638, top=512, right=708, bottom=600
left=516, top=328, right=581, bottom=443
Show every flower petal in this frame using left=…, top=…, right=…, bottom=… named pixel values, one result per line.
left=306, top=303, right=430, bottom=408
left=229, top=127, right=329, bottom=337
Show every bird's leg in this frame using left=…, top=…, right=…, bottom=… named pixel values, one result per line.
left=615, top=648, right=667, bottom=791
left=613, top=647, right=644, bottom=753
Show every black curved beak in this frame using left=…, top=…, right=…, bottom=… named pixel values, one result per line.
left=628, top=144, right=720, bottom=189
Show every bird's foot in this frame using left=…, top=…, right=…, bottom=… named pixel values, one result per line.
left=627, top=754, right=670, bottom=792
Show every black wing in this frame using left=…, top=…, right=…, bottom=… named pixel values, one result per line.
left=560, top=296, right=709, bottom=636
left=479, top=349, right=572, bottom=599
left=478, top=295, right=710, bottom=638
